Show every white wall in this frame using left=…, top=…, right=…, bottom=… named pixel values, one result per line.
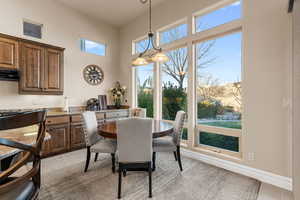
left=293, top=0, right=300, bottom=198
left=0, top=0, right=120, bottom=109
left=119, top=0, right=292, bottom=178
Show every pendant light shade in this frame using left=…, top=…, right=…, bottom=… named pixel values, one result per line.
left=132, top=57, right=148, bottom=66
left=132, top=0, right=169, bottom=66
left=151, top=52, right=169, bottom=63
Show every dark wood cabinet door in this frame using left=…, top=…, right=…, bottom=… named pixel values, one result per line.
left=70, top=123, right=86, bottom=150
left=0, top=37, right=19, bottom=70
left=43, top=124, right=70, bottom=157
left=19, top=42, right=44, bottom=92
left=44, top=48, right=63, bottom=94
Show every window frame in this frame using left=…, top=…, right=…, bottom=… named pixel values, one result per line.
left=131, top=0, right=243, bottom=159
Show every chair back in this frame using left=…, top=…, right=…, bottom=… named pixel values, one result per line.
left=173, top=111, right=186, bottom=145
left=129, top=108, right=147, bottom=118
left=0, top=110, right=46, bottom=197
left=117, top=118, right=152, bottom=163
left=82, top=111, right=102, bottom=147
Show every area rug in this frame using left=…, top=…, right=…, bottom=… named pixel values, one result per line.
left=39, top=149, right=260, bottom=200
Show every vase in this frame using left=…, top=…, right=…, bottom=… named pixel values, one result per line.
left=115, top=98, right=121, bottom=109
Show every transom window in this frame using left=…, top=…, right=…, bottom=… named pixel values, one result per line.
left=159, top=23, right=188, bottom=45
left=80, top=39, right=106, bottom=56
left=195, top=0, right=242, bottom=33
left=133, top=37, right=154, bottom=54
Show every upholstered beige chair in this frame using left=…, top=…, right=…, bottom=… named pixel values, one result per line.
left=152, top=111, right=186, bottom=171
left=82, top=111, right=117, bottom=173
left=129, top=108, right=147, bottom=118
left=117, top=118, right=153, bottom=199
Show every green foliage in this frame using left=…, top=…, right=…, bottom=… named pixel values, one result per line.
left=162, top=83, right=187, bottom=120
left=182, top=128, right=188, bottom=140
left=199, top=132, right=239, bottom=152
left=137, top=91, right=154, bottom=118
left=197, top=100, right=223, bottom=119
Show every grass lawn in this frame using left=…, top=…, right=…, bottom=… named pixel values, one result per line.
left=181, top=121, right=241, bottom=152
left=200, top=121, right=242, bottom=129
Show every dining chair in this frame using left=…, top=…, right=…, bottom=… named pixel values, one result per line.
left=0, top=110, right=46, bottom=200
left=129, top=108, right=147, bottom=118
left=152, top=111, right=186, bottom=171
left=117, top=118, right=153, bottom=199
left=82, top=111, right=117, bottom=173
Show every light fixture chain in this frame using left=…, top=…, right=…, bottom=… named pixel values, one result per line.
left=149, top=0, right=152, bottom=33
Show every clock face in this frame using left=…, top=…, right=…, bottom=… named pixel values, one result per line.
left=83, top=65, right=104, bottom=85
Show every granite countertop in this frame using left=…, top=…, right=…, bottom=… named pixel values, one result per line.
left=0, top=108, right=130, bottom=118
left=46, top=109, right=130, bottom=117
left=0, top=125, right=50, bottom=160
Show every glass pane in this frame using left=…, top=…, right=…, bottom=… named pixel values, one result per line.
left=136, top=64, right=154, bottom=118
left=195, top=1, right=242, bottom=33
left=134, top=38, right=153, bottom=54
left=159, top=23, right=188, bottom=45
left=162, top=47, right=188, bottom=121
left=199, top=131, right=239, bottom=152
left=182, top=128, right=188, bottom=140
left=23, top=21, right=42, bottom=39
left=196, top=32, right=242, bottom=129
left=82, top=39, right=106, bottom=56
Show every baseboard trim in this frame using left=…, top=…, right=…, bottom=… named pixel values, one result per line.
left=181, top=149, right=293, bottom=191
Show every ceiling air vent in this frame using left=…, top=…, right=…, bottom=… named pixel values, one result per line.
left=23, top=20, right=43, bottom=39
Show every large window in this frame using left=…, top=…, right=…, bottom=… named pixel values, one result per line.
left=132, top=0, right=243, bottom=156
left=80, top=39, right=106, bottom=56
left=161, top=47, right=188, bottom=121
left=135, top=64, right=154, bottom=118
left=196, top=32, right=242, bottom=153
left=195, top=1, right=241, bottom=33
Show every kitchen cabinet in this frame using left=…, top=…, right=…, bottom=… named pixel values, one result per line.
left=0, top=36, right=19, bottom=70
left=41, top=116, right=70, bottom=157
left=19, top=42, right=64, bottom=95
left=44, top=48, right=64, bottom=93
left=70, top=123, right=86, bottom=150
left=19, top=42, right=44, bottom=92
left=0, top=33, right=64, bottom=95
left=42, top=123, right=70, bottom=157
left=41, top=110, right=128, bottom=158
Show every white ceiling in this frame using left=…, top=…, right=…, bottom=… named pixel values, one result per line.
left=56, top=0, right=167, bottom=27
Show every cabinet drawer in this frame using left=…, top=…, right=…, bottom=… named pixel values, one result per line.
left=71, top=115, right=82, bottom=123
left=72, top=113, right=105, bottom=123
left=46, top=116, right=70, bottom=125
left=106, top=110, right=129, bottom=119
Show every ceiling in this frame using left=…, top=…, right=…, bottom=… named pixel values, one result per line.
left=56, top=0, right=167, bottom=27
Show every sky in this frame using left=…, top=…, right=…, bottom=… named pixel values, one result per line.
left=136, top=1, right=242, bottom=88
left=84, top=39, right=106, bottom=56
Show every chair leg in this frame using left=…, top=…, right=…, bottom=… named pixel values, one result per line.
left=176, top=146, right=183, bottom=171
left=111, top=153, right=116, bottom=173
left=94, top=153, right=99, bottom=162
left=118, top=168, right=122, bottom=199
left=152, top=152, right=156, bottom=171
left=84, top=147, right=91, bottom=173
left=173, top=151, right=178, bottom=161
left=148, top=162, right=152, bottom=198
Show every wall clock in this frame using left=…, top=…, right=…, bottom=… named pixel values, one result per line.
left=83, top=65, right=104, bottom=85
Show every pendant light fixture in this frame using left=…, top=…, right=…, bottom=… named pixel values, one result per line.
left=132, top=0, right=169, bottom=66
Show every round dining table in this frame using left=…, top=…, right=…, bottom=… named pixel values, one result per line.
left=98, top=119, right=174, bottom=139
